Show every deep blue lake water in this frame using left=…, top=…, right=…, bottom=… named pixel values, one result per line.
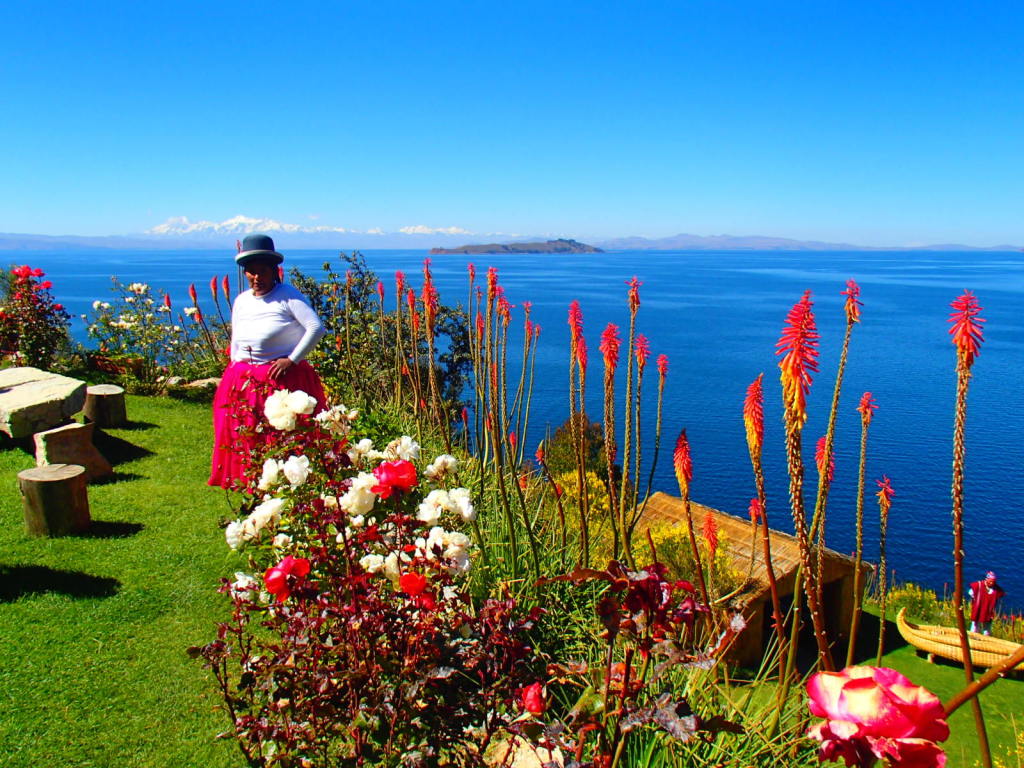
left=12, top=247, right=1024, bottom=611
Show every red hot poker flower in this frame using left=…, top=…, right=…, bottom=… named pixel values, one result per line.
left=372, top=460, right=418, bottom=499
left=377, top=281, right=385, bottom=303
left=600, top=323, right=621, bottom=371
left=702, top=512, right=719, bottom=558
left=576, top=335, right=588, bottom=375
left=673, top=429, right=693, bottom=497
left=467, top=263, right=476, bottom=283
left=876, top=476, right=895, bottom=510
left=634, top=334, right=651, bottom=370
left=841, top=279, right=862, bottom=324
left=209, top=276, right=218, bottom=301
left=568, top=301, right=584, bottom=350
left=395, top=270, right=406, bottom=296
left=815, top=435, right=835, bottom=484
left=743, top=373, right=764, bottom=454
left=749, top=498, right=763, bottom=522
left=776, top=291, right=819, bottom=427
left=657, top=353, right=668, bottom=378
left=487, top=267, right=499, bottom=300
left=222, top=274, right=231, bottom=303
left=188, top=283, right=198, bottom=305
left=627, top=276, right=642, bottom=314
left=163, top=293, right=172, bottom=310
left=235, top=239, right=242, bottom=253
left=948, top=291, right=985, bottom=369
left=857, top=392, right=877, bottom=425
left=264, top=555, right=311, bottom=602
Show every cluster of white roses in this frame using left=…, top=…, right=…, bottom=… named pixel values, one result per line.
left=264, top=389, right=318, bottom=431
left=225, top=497, right=287, bottom=550
left=258, top=455, right=311, bottom=490
left=127, top=282, right=149, bottom=295
left=358, top=525, right=471, bottom=580
left=417, top=487, right=475, bottom=524
left=91, top=300, right=112, bottom=311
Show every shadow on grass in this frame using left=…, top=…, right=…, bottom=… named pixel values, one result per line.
left=846, top=611, right=910, bottom=664
left=76, top=520, right=144, bottom=539
left=0, top=564, right=120, bottom=602
left=93, top=430, right=154, bottom=464
left=93, top=471, right=146, bottom=484
left=113, top=420, right=158, bottom=432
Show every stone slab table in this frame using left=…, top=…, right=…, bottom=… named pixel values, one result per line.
left=0, top=367, right=87, bottom=438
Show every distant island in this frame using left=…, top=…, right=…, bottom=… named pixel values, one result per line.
left=429, top=238, right=603, bottom=255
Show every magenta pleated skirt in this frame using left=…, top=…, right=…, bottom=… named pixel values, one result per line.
left=208, top=360, right=328, bottom=488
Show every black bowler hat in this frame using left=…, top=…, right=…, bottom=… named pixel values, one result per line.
left=235, top=233, right=284, bottom=266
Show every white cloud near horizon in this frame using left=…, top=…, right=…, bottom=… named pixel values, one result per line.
left=147, top=215, right=348, bottom=236
left=398, top=225, right=472, bottom=235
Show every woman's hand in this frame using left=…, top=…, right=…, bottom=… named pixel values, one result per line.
left=268, top=357, right=294, bottom=380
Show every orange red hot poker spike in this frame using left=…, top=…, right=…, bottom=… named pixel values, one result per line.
left=776, top=290, right=819, bottom=426
left=948, top=290, right=985, bottom=368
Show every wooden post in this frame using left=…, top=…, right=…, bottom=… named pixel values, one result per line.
left=83, top=384, right=127, bottom=428
left=18, top=463, right=90, bottom=537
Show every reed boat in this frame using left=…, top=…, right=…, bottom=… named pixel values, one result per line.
left=895, top=607, right=1024, bottom=669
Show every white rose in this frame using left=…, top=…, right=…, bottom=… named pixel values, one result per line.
left=417, top=489, right=450, bottom=526
left=264, top=391, right=297, bottom=431
left=258, top=458, right=282, bottom=490
left=285, top=389, right=317, bottom=416
left=444, top=531, right=471, bottom=557
left=383, top=551, right=402, bottom=582
left=347, top=438, right=374, bottom=464
left=230, top=572, right=257, bottom=599
left=225, top=520, right=244, bottom=550
left=339, top=472, right=377, bottom=516
left=248, top=497, right=286, bottom=533
left=424, top=454, right=458, bottom=480
left=282, top=454, right=310, bottom=486
left=386, top=435, right=420, bottom=461
left=272, top=533, right=292, bottom=549
left=359, top=554, right=385, bottom=574
left=350, top=514, right=365, bottom=528
left=448, top=488, right=476, bottom=522
left=92, top=300, right=102, bottom=310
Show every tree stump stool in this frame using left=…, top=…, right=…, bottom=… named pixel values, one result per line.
left=83, top=384, right=127, bottom=428
left=34, top=421, right=113, bottom=482
left=18, top=463, right=91, bottom=537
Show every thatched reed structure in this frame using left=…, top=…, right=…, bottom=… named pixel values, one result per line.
left=640, top=491, right=871, bottom=668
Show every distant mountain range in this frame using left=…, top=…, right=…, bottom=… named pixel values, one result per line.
left=595, top=233, right=1021, bottom=252
left=0, top=218, right=1018, bottom=253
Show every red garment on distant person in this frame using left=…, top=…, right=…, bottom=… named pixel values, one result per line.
left=969, top=580, right=1006, bottom=623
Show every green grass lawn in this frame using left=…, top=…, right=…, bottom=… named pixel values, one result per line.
left=0, top=395, right=242, bottom=768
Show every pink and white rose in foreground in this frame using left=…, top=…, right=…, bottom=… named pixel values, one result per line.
left=806, top=666, right=949, bottom=768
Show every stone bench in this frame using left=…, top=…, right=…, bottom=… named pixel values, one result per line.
left=0, top=367, right=87, bottom=438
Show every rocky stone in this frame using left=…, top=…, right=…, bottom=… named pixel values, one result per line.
left=0, top=367, right=87, bottom=438
left=34, top=422, right=113, bottom=482
left=186, top=377, right=221, bottom=389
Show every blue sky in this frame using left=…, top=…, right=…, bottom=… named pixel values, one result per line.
left=2, top=1, right=1022, bottom=245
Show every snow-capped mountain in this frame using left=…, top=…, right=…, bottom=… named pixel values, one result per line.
left=147, top=215, right=349, bottom=236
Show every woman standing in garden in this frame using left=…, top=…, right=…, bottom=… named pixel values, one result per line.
left=208, top=233, right=327, bottom=488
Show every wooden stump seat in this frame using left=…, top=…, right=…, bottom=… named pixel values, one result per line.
left=34, top=421, right=113, bottom=482
left=83, top=384, right=127, bottom=428
left=18, top=463, right=91, bottom=537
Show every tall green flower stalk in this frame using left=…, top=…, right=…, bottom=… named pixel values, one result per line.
left=617, top=278, right=641, bottom=538
left=743, top=374, right=786, bottom=681
left=568, top=300, right=590, bottom=566
left=846, top=391, right=877, bottom=667
left=875, top=476, right=894, bottom=665
left=599, top=323, right=622, bottom=559
left=393, top=271, right=406, bottom=406
left=810, top=280, right=861, bottom=607
left=627, top=334, right=650, bottom=564
left=948, top=290, right=992, bottom=768
left=635, top=354, right=669, bottom=527
left=777, top=291, right=833, bottom=672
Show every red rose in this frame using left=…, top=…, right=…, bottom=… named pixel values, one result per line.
left=264, top=555, right=311, bottom=602
left=519, top=682, right=546, bottom=715
left=372, top=460, right=417, bottom=499
left=399, top=571, right=427, bottom=596
left=807, top=666, right=949, bottom=768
